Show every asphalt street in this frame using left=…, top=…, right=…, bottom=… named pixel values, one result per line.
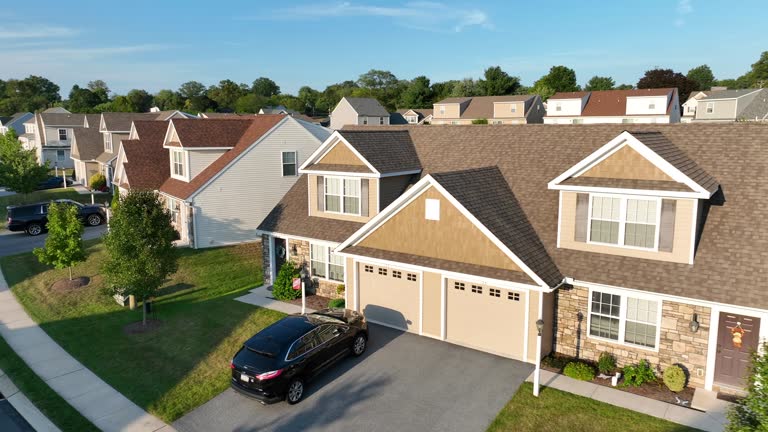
left=0, top=224, right=107, bottom=257
left=0, top=398, right=34, bottom=432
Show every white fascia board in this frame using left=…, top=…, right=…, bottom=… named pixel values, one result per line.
left=297, top=131, right=380, bottom=175
left=548, top=184, right=709, bottom=199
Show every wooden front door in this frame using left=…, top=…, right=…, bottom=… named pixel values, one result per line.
left=714, top=312, right=761, bottom=387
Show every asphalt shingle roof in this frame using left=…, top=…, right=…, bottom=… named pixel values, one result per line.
left=335, top=130, right=421, bottom=174
left=342, top=97, right=390, bottom=117
left=121, top=121, right=171, bottom=190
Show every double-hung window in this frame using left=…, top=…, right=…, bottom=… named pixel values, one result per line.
left=310, top=244, right=344, bottom=282
left=58, top=129, right=68, bottom=141
left=706, top=102, right=714, bottom=114
left=172, top=150, right=185, bottom=177
left=324, top=177, right=360, bottom=215
left=105, top=134, right=112, bottom=152
left=589, top=195, right=659, bottom=249
left=379, top=117, right=385, bottom=125
left=589, top=290, right=659, bottom=349
left=282, top=151, right=297, bottom=176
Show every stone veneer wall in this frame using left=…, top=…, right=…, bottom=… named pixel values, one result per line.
left=285, top=238, right=344, bottom=299
left=554, top=285, right=711, bottom=388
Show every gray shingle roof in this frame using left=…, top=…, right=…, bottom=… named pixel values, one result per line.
left=71, top=115, right=104, bottom=161
left=431, top=167, right=563, bottom=288
left=101, top=113, right=160, bottom=132
left=700, top=89, right=762, bottom=100
left=735, top=89, right=768, bottom=120
left=343, top=97, right=390, bottom=117
left=337, top=129, right=421, bottom=174
left=40, top=112, right=86, bottom=127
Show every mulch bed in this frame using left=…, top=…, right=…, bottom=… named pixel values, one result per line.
left=123, top=319, right=163, bottom=335
left=283, top=294, right=333, bottom=311
left=50, top=276, right=90, bottom=292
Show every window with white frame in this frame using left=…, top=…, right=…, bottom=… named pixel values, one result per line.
left=24, top=124, right=34, bottom=134
left=57, top=150, right=65, bottom=161
left=168, top=197, right=180, bottom=224
left=310, top=244, right=344, bottom=282
left=555, top=103, right=562, bottom=112
left=379, top=117, right=385, bottom=125
left=172, top=150, right=185, bottom=177
left=706, top=102, right=714, bottom=113
left=105, top=133, right=113, bottom=152
left=58, top=129, right=68, bottom=141
left=281, top=151, right=297, bottom=176
left=648, top=103, right=656, bottom=110
left=406, top=115, right=418, bottom=124
left=324, top=177, right=360, bottom=215
left=362, top=117, right=368, bottom=125
left=589, top=290, right=659, bottom=349
left=510, top=105, right=517, bottom=113
left=589, top=195, right=659, bottom=249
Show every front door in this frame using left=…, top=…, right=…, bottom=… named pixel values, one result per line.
left=714, top=312, right=761, bottom=387
left=273, top=238, right=287, bottom=278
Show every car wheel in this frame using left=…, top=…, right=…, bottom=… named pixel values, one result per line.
left=285, top=378, right=305, bottom=405
left=87, top=214, right=102, bottom=226
left=26, top=223, right=43, bottom=236
left=352, top=334, right=367, bottom=357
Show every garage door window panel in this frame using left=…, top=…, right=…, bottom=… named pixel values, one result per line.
left=589, top=290, right=660, bottom=349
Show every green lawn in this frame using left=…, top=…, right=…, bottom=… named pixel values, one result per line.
left=0, top=336, right=99, bottom=431
left=0, top=240, right=285, bottom=422
left=487, top=383, right=701, bottom=432
left=0, top=188, right=96, bottom=223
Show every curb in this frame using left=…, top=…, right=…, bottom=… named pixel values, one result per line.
left=0, top=367, right=61, bottom=432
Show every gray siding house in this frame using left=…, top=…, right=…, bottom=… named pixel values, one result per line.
left=693, top=89, right=768, bottom=122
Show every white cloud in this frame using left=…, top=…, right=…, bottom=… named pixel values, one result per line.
left=257, top=2, right=492, bottom=32
left=0, top=26, right=78, bottom=39
left=6, top=44, right=170, bottom=63
left=675, top=0, right=692, bottom=27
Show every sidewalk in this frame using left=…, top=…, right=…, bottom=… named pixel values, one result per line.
left=527, top=369, right=729, bottom=432
left=0, top=270, right=174, bottom=432
left=0, top=367, right=59, bottom=432
left=235, top=284, right=315, bottom=314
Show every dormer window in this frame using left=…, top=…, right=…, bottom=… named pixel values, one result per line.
left=325, top=177, right=360, bottom=215
left=555, top=103, right=562, bottom=112
left=24, top=124, right=34, bottom=134
left=648, top=103, right=655, bottom=110
left=510, top=105, right=517, bottom=113
left=58, top=129, right=68, bottom=141
left=706, top=102, right=714, bottom=114
left=589, top=195, right=659, bottom=250
left=172, top=150, right=185, bottom=177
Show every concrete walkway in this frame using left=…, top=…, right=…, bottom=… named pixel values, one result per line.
left=0, top=270, right=174, bottom=432
left=235, top=284, right=316, bottom=314
left=0, top=367, right=58, bottom=432
left=528, top=369, right=729, bottom=432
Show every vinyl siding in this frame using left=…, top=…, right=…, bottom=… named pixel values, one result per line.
left=308, top=174, right=379, bottom=222
left=41, top=148, right=73, bottom=168
left=330, top=99, right=360, bottom=130
left=432, top=104, right=461, bottom=119
left=188, top=149, right=227, bottom=180
left=191, top=119, right=328, bottom=247
left=493, top=102, right=525, bottom=118
left=695, top=99, right=738, bottom=121
left=580, top=145, right=674, bottom=181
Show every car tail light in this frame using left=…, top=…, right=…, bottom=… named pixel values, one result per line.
left=255, top=369, right=284, bottom=381
left=230, top=361, right=236, bottom=369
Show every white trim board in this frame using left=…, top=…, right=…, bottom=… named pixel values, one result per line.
left=299, top=131, right=380, bottom=175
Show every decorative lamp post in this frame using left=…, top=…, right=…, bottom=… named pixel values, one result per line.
left=534, top=318, right=545, bottom=397
left=299, top=267, right=307, bottom=314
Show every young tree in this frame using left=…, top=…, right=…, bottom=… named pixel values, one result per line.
left=727, top=343, right=768, bottom=431
left=33, top=202, right=85, bottom=280
left=687, top=65, right=716, bottom=91
left=0, top=131, right=49, bottom=194
left=585, top=76, right=616, bottom=91
left=102, top=190, right=178, bottom=325
left=478, top=66, right=521, bottom=96
left=535, top=65, right=580, bottom=93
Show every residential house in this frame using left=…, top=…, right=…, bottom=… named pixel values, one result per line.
left=431, top=95, right=545, bottom=125
left=22, top=109, right=89, bottom=169
left=681, top=91, right=709, bottom=122
left=329, top=97, right=390, bottom=130
left=259, top=105, right=291, bottom=115
left=156, top=115, right=331, bottom=248
left=544, top=88, right=681, bottom=124
left=258, top=123, right=768, bottom=395
left=70, top=114, right=104, bottom=185
left=0, top=112, right=34, bottom=135
left=391, top=109, right=433, bottom=125
left=690, top=89, right=768, bottom=122
left=111, top=120, right=170, bottom=195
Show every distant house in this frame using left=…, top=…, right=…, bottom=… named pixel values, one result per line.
left=22, top=109, right=89, bottom=169
left=112, top=120, right=170, bottom=195
left=690, top=89, right=768, bottom=122
left=70, top=114, right=104, bottom=185
left=330, top=97, right=390, bottom=130
left=431, top=95, right=545, bottom=125
left=391, top=109, right=433, bottom=125
left=259, top=105, right=291, bottom=115
left=543, top=88, right=681, bottom=124
left=155, top=115, right=331, bottom=248
left=0, top=112, right=34, bottom=135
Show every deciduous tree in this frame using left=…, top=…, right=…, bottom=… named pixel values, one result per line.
left=687, top=65, right=715, bottom=91
left=208, top=80, right=247, bottom=112
left=585, top=76, right=615, bottom=91
left=33, top=202, right=85, bottom=280
left=637, top=68, right=697, bottom=102
left=535, top=65, right=580, bottom=93
left=478, top=66, right=520, bottom=96
left=251, top=77, right=280, bottom=98
left=0, top=131, right=49, bottom=194
left=399, top=76, right=433, bottom=108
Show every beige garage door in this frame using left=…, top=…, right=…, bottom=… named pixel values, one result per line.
left=446, top=278, right=526, bottom=359
left=358, top=263, right=420, bottom=332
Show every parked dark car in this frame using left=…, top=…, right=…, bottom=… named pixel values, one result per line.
left=231, top=308, right=368, bottom=404
left=6, top=199, right=106, bottom=236
left=36, top=176, right=73, bottom=190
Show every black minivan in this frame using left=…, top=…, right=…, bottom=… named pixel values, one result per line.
left=230, top=309, right=368, bottom=404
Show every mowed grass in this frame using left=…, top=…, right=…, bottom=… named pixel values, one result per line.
left=0, top=336, right=99, bottom=431
left=0, top=188, right=96, bottom=223
left=0, top=240, right=285, bottom=422
left=487, top=383, right=701, bottom=432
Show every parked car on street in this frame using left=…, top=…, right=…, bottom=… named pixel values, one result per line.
left=6, top=199, right=106, bottom=236
left=230, top=308, right=368, bottom=404
left=36, top=176, right=74, bottom=190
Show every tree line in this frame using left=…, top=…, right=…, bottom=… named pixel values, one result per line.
left=1, top=51, right=766, bottom=117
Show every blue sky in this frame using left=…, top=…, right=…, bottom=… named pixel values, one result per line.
left=2, top=1, right=766, bottom=96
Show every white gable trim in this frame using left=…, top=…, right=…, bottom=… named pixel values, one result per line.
left=336, top=175, right=554, bottom=289
left=298, top=131, right=380, bottom=175
left=547, top=131, right=712, bottom=198
left=162, top=121, right=178, bottom=147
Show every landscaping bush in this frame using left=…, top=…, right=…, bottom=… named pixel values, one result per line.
left=89, top=173, right=106, bottom=191
left=598, top=352, right=617, bottom=375
left=272, top=262, right=301, bottom=301
left=328, top=298, right=345, bottom=308
left=542, top=353, right=573, bottom=372
left=662, top=365, right=686, bottom=392
left=471, top=118, right=489, bottom=124
left=622, top=360, right=656, bottom=387
left=563, top=362, right=595, bottom=381
left=728, top=342, right=768, bottom=431
left=336, top=284, right=345, bottom=296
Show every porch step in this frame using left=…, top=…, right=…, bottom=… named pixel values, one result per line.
left=692, top=388, right=733, bottom=415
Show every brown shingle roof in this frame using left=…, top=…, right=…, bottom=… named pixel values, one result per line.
left=121, top=121, right=171, bottom=190
left=334, top=130, right=421, bottom=174
left=101, top=113, right=159, bottom=132
left=261, top=123, right=768, bottom=309
left=549, top=88, right=677, bottom=117
left=159, top=115, right=286, bottom=199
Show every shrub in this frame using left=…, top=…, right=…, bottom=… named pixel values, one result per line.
left=111, top=190, right=120, bottom=209
left=542, top=353, right=573, bottom=372
left=89, top=173, right=106, bottom=191
left=563, top=362, right=595, bottom=381
left=622, top=360, right=656, bottom=387
left=336, top=284, right=345, bottom=296
left=328, top=298, right=345, bottom=308
left=272, top=262, right=301, bottom=301
left=471, top=118, right=488, bottom=125
left=598, top=352, right=617, bottom=375
left=663, top=365, right=687, bottom=392
left=728, top=342, right=768, bottom=431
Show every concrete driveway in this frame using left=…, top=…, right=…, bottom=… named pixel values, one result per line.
left=174, top=325, right=533, bottom=432
left=0, top=224, right=107, bottom=257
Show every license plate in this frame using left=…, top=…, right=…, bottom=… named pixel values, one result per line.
left=240, top=374, right=250, bottom=382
